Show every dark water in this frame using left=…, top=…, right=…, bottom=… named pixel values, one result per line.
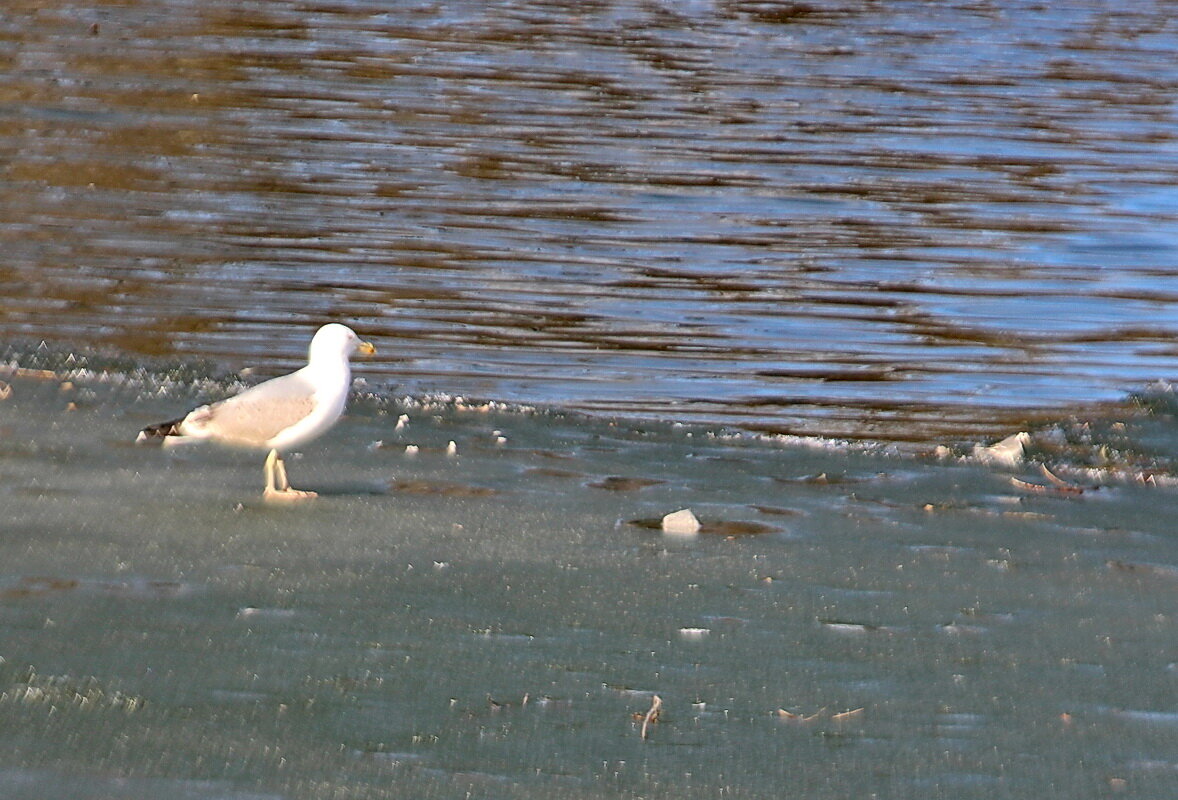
left=3, top=0, right=1178, bottom=441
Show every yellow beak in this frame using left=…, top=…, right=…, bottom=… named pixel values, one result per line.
left=358, top=340, right=376, bottom=356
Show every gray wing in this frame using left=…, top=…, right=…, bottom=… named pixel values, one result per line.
left=184, top=371, right=318, bottom=447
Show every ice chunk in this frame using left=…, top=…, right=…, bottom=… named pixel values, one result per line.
left=973, top=431, right=1030, bottom=467
left=662, top=508, right=701, bottom=535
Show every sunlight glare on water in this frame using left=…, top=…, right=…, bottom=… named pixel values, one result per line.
left=1, top=0, right=1177, bottom=441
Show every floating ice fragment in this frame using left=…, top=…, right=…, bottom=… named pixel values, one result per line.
left=972, top=432, right=1030, bottom=467
left=662, top=508, right=701, bottom=535
left=236, top=607, right=296, bottom=620
left=820, top=620, right=879, bottom=634
left=938, top=622, right=987, bottom=636
left=446, top=440, right=458, bottom=456
left=395, top=414, right=409, bottom=431
left=628, top=513, right=778, bottom=537
left=678, top=627, right=710, bottom=640
left=404, top=445, right=419, bottom=456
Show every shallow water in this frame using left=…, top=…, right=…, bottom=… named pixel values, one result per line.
left=3, top=0, right=1178, bottom=441
left=3, top=369, right=1178, bottom=798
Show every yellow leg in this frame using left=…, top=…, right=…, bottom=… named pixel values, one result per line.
left=264, top=449, right=280, bottom=492
left=274, top=452, right=290, bottom=491
left=263, top=449, right=317, bottom=502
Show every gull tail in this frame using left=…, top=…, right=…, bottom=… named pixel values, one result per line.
left=136, top=417, right=186, bottom=444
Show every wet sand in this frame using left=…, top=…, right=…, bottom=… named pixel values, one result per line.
left=3, top=367, right=1178, bottom=798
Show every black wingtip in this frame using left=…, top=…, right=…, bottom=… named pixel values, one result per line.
left=136, top=417, right=185, bottom=443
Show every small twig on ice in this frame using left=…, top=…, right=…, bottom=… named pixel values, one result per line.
left=1010, top=465, right=1086, bottom=495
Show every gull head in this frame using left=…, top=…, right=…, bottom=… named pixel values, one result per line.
left=309, top=323, right=376, bottom=364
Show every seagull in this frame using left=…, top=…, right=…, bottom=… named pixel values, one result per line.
left=137, top=323, right=376, bottom=501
